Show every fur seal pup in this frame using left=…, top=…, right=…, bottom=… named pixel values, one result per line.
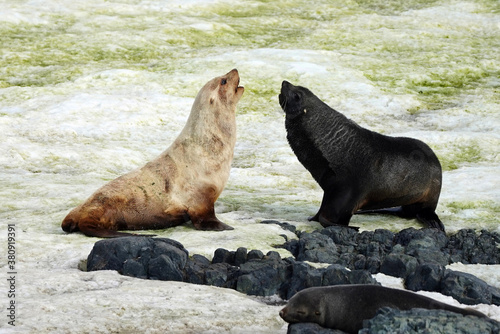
left=279, top=81, right=444, bottom=231
left=61, top=69, right=244, bottom=238
left=279, top=285, right=487, bottom=333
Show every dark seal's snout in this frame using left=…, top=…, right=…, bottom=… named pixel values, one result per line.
left=279, top=81, right=303, bottom=118
left=278, top=81, right=291, bottom=110
left=279, top=306, right=289, bottom=321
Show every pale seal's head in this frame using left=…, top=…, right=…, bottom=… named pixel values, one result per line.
left=193, top=69, right=244, bottom=113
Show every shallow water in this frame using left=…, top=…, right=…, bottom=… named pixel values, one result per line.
left=0, top=0, right=499, bottom=333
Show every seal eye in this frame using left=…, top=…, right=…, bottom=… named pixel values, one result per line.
left=221, top=78, right=227, bottom=85
left=294, top=92, right=301, bottom=101
left=315, top=311, right=321, bottom=316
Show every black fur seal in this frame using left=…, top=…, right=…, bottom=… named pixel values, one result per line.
left=279, top=285, right=487, bottom=333
left=279, top=81, right=444, bottom=231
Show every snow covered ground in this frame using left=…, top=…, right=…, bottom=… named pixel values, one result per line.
left=0, top=0, right=499, bottom=332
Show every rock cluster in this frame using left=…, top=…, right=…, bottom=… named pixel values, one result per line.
left=87, top=236, right=377, bottom=300
left=85, top=223, right=500, bottom=333
left=359, top=308, right=500, bottom=334
left=280, top=224, right=500, bottom=306
left=287, top=307, right=500, bottom=334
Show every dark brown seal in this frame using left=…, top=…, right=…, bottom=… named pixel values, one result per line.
left=279, top=285, right=487, bottom=333
left=279, top=81, right=444, bottom=231
left=61, top=69, right=244, bottom=237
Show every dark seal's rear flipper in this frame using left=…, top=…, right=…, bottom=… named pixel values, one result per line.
left=416, top=209, right=445, bottom=232
left=355, top=207, right=410, bottom=217
left=356, top=206, right=445, bottom=232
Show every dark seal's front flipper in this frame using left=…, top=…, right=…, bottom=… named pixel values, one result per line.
left=310, top=186, right=357, bottom=229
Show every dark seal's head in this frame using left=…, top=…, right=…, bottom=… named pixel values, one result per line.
left=279, top=81, right=319, bottom=119
left=279, top=288, right=324, bottom=325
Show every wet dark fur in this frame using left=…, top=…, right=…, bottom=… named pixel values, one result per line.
left=279, top=81, right=444, bottom=231
left=280, top=285, right=487, bottom=333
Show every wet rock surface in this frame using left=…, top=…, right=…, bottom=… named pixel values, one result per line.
left=287, top=323, right=347, bottom=334
left=87, top=236, right=378, bottom=299
left=279, top=225, right=500, bottom=306
left=87, top=224, right=500, bottom=305
left=359, top=307, right=500, bottom=334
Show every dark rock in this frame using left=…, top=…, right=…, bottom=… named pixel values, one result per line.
left=153, top=239, right=188, bottom=268
left=247, top=249, right=265, bottom=261
left=353, top=254, right=366, bottom=270
left=440, top=270, right=498, bottom=305
left=348, top=269, right=379, bottom=285
left=320, top=225, right=358, bottom=245
left=212, top=248, right=235, bottom=265
left=365, top=256, right=382, bottom=274
left=266, top=250, right=283, bottom=260
left=287, top=322, right=347, bottom=334
left=405, top=263, right=445, bottom=292
left=148, top=254, right=183, bottom=281
left=204, top=263, right=229, bottom=287
left=236, top=252, right=289, bottom=296
left=296, top=232, right=339, bottom=264
left=122, top=258, right=147, bottom=279
left=394, top=227, right=448, bottom=249
left=87, top=237, right=154, bottom=272
left=321, top=264, right=350, bottom=286
left=184, top=254, right=211, bottom=285
left=234, top=247, right=248, bottom=266
left=359, top=307, right=500, bottom=334
left=448, top=230, right=500, bottom=264
left=286, top=261, right=324, bottom=299
left=87, top=237, right=189, bottom=277
left=283, top=239, right=300, bottom=258
left=380, top=253, right=417, bottom=278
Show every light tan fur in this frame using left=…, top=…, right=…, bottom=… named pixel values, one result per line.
left=62, top=69, right=244, bottom=237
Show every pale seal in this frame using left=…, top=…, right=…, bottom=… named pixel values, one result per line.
left=62, top=69, right=244, bottom=237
